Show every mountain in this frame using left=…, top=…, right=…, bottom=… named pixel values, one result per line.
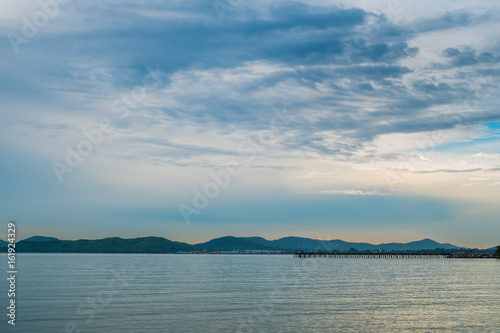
left=240, top=236, right=460, bottom=251
left=22, top=236, right=59, bottom=242
left=0, top=235, right=465, bottom=253
left=376, top=239, right=458, bottom=251
left=486, top=246, right=498, bottom=253
left=0, top=236, right=59, bottom=248
left=14, top=237, right=196, bottom=253
left=243, top=236, right=378, bottom=251
left=196, top=236, right=460, bottom=252
left=194, top=236, right=278, bottom=250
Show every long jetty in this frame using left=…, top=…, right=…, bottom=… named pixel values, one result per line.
left=295, top=252, right=454, bottom=259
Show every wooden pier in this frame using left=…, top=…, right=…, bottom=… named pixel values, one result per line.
left=294, top=252, right=450, bottom=259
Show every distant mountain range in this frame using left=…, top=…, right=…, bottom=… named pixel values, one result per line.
left=10, top=236, right=194, bottom=253
left=0, top=235, right=487, bottom=253
left=248, top=236, right=460, bottom=251
left=194, top=236, right=462, bottom=251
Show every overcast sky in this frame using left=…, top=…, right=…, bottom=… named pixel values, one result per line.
left=1, top=0, right=499, bottom=247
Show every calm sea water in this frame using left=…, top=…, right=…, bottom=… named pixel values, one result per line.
left=1, top=254, right=499, bottom=332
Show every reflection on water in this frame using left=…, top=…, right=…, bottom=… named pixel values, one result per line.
left=1, top=254, right=499, bottom=332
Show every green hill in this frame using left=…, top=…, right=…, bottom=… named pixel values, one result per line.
left=194, top=236, right=279, bottom=251
left=22, top=236, right=59, bottom=242
left=13, top=237, right=195, bottom=253
left=239, top=236, right=460, bottom=251
left=0, top=235, right=470, bottom=253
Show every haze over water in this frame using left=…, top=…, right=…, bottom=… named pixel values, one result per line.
left=2, top=254, right=499, bottom=332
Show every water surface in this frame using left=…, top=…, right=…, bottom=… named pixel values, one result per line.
left=1, top=254, right=499, bottom=332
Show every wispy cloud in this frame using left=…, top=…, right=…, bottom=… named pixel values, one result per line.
left=1, top=0, right=500, bottom=245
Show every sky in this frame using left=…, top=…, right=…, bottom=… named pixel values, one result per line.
left=0, top=0, right=499, bottom=248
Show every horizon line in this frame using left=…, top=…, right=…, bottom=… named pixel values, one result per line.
left=8, top=234, right=494, bottom=249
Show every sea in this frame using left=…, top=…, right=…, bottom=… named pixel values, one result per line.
left=1, top=254, right=499, bottom=332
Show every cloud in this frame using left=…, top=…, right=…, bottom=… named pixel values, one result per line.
left=415, top=10, right=494, bottom=33
left=2, top=3, right=499, bottom=165
left=414, top=168, right=483, bottom=174
left=441, top=46, right=500, bottom=67
left=1, top=1, right=500, bottom=243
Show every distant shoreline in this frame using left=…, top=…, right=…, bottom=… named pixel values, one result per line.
left=1, top=235, right=498, bottom=255
left=2, top=252, right=499, bottom=260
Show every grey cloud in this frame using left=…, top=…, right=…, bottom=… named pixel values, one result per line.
left=335, top=65, right=412, bottom=79
left=441, top=46, right=500, bottom=68
left=415, top=11, right=493, bottom=33
left=3, top=2, right=500, bottom=161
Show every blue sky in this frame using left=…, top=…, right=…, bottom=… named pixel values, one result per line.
left=1, top=0, right=499, bottom=247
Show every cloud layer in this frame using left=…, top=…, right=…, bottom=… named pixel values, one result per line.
left=1, top=0, right=499, bottom=246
